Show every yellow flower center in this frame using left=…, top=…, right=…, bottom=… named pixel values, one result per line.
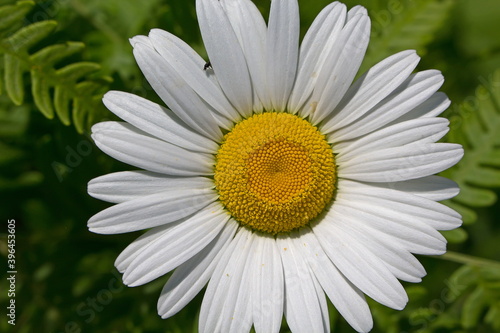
left=214, top=112, right=336, bottom=234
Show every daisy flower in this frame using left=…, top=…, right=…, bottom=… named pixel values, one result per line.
left=87, top=0, right=464, bottom=332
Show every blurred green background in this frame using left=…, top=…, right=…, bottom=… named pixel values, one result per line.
left=1, top=0, right=500, bottom=332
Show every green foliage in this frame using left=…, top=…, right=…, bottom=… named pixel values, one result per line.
left=360, top=0, right=455, bottom=73
left=0, top=95, right=43, bottom=191
left=410, top=262, right=500, bottom=332
left=455, top=0, right=500, bottom=58
left=441, top=69, right=500, bottom=225
left=0, top=0, right=111, bottom=133
left=72, top=0, right=167, bottom=79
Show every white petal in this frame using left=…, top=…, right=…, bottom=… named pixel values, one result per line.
left=311, top=267, right=330, bottom=333
left=396, top=92, right=451, bottom=122
left=88, top=171, right=213, bottom=204
left=313, top=218, right=408, bottom=310
left=310, top=13, right=371, bottom=124
left=293, top=229, right=373, bottom=333
left=251, top=235, right=284, bottom=333
left=158, top=219, right=238, bottom=318
left=130, top=35, right=152, bottom=47
left=199, top=228, right=253, bottom=333
left=277, top=235, right=325, bottom=333
left=196, top=0, right=253, bottom=116
left=347, top=5, right=367, bottom=18
left=224, top=235, right=255, bottom=333
left=333, top=197, right=447, bottom=255
left=147, top=29, right=240, bottom=125
left=337, top=179, right=462, bottom=231
left=335, top=117, right=450, bottom=162
left=91, top=122, right=214, bottom=176
left=331, top=70, right=445, bottom=142
left=357, top=176, right=460, bottom=201
left=123, top=202, right=227, bottom=286
left=115, top=223, right=174, bottom=274
left=338, top=143, right=464, bottom=182
left=103, top=91, right=218, bottom=153
left=333, top=215, right=426, bottom=282
left=133, top=42, right=223, bottom=140
left=321, top=50, right=420, bottom=134
left=88, top=188, right=216, bottom=234
left=288, top=2, right=346, bottom=114
left=266, top=0, right=300, bottom=111
left=220, top=0, right=269, bottom=111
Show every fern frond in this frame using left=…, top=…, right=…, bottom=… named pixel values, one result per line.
left=0, top=0, right=32, bottom=36
left=0, top=1, right=111, bottom=133
left=360, top=0, right=455, bottom=72
left=445, top=264, right=500, bottom=331
left=441, top=69, right=500, bottom=224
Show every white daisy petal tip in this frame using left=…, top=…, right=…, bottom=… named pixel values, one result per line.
left=445, top=179, right=461, bottom=199
left=148, top=28, right=163, bottom=37
left=102, top=90, right=115, bottom=101
left=90, top=123, right=101, bottom=135
left=393, top=49, right=421, bottom=69
left=445, top=144, right=465, bottom=170
left=89, top=131, right=103, bottom=146
left=129, top=35, right=151, bottom=48
left=348, top=5, right=368, bottom=17
left=87, top=221, right=110, bottom=235
left=86, top=179, right=101, bottom=200
left=401, top=49, right=420, bottom=67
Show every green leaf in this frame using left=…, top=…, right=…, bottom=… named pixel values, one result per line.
left=453, top=184, right=497, bottom=207
left=361, top=0, right=455, bottom=72
left=72, top=97, right=86, bottom=134
left=4, top=53, right=24, bottom=104
left=449, top=265, right=477, bottom=292
left=442, top=69, right=500, bottom=222
left=461, top=286, right=488, bottom=329
left=72, top=80, right=109, bottom=132
left=53, top=62, right=105, bottom=128
left=478, top=266, right=500, bottom=282
left=5, top=20, right=57, bottom=51
left=442, top=228, right=468, bottom=244
left=54, top=86, right=72, bottom=126
left=30, top=42, right=85, bottom=65
left=56, top=62, right=102, bottom=81
left=485, top=303, right=500, bottom=330
left=443, top=264, right=500, bottom=330
left=0, top=2, right=111, bottom=132
left=0, top=1, right=34, bottom=32
left=406, top=285, right=427, bottom=300
left=464, top=167, right=500, bottom=187
left=31, top=69, right=54, bottom=118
